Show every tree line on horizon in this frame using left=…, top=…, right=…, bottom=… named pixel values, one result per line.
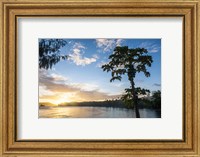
left=39, top=91, right=161, bottom=111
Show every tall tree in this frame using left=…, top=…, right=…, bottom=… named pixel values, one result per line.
left=102, top=46, right=153, bottom=118
left=39, top=39, right=68, bottom=69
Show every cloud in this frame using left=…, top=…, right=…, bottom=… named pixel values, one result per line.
left=110, top=82, right=124, bottom=88
left=139, top=41, right=160, bottom=53
left=92, top=54, right=99, bottom=59
left=76, top=90, right=120, bottom=102
left=73, top=42, right=86, bottom=49
left=96, top=39, right=123, bottom=52
left=50, top=73, right=68, bottom=82
left=69, top=83, right=99, bottom=92
left=39, top=69, right=77, bottom=93
left=153, top=83, right=161, bottom=87
left=69, top=53, right=97, bottom=66
left=116, top=39, right=123, bottom=46
left=39, top=70, right=120, bottom=103
left=68, top=42, right=98, bottom=66
left=39, top=69, right=68, bottom=85
left=39, top=85, right=54, bottom=96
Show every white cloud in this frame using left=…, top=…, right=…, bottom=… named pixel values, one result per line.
left=70, top=83, right=99, bottom=92
left=39, top=70, right=121, bottom=103
left=92, top=54, right=99, bottom=59
left=96, top=39, right=123, bottom=52
left=116, top=39, right=123, bottom=46
left=39, top=85, right=54, bottom=96
left=111, top=82, right=124, bottom=88
left=73, top=48, right=81, bottom=54
left=69, top=53, right=97, bottom=66
left=50, top=73, right=68, bottom=82
left=69, top=42, right=97, bottom=66
left=73, top=42, right=86, bottom=49
left=139, top=42, right=160, bottom=53
left=39, top=69, right=68, bottom=84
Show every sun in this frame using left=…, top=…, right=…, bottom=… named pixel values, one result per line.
left=40, top=92, right=82, bottom=105
left=50, top=93, right=75, bottom=105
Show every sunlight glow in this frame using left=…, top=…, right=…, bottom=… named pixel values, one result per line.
left=42, top=93, right=76, bottom=105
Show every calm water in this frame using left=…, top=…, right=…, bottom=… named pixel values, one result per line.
left=39, top=106, right=161, bottom=118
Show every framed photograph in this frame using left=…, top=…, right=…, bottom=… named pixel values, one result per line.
left=0, top=0, right=200, bottom=156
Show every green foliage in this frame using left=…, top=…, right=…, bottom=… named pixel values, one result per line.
left=121, top=88, right=134, bottom=108
left=102, top=46, right=153, bottom=83
left=121, top=87, right=150, bottom=108
left=102, top=46, right=153, bottom=111
left=39, top=39, right=68, bottom=69
left=135, top=87, right=150, bottom=95
left=152, top=90, right=161, bottom=109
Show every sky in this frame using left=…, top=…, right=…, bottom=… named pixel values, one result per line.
left=39, top=39, right=161, bottom=105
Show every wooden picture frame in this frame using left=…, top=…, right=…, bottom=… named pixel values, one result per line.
left=0, top=0, right=199, bottom=156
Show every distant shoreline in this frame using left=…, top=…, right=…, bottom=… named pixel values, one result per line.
left=39, top=100, right=160, bottom=110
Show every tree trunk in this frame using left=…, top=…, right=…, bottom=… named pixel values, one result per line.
left=134, top=96, right=140, bottom=118
left=130, top=78, right=140, bottom=118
